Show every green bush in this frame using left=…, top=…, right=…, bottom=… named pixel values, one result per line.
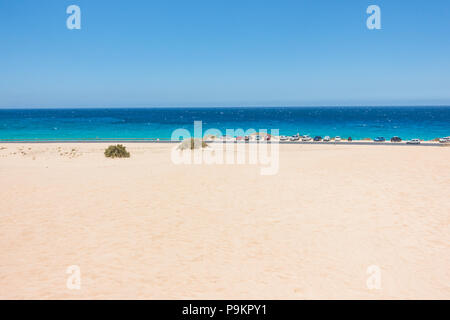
left=104, top=144, right=130, bottom=158
left=178, top=138, right=208, bottom=150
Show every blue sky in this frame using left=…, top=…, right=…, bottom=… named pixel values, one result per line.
left=0, top=0, right=449, bottom=107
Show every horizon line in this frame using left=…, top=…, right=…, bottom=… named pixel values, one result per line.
left=1, top=105, right=450, bottom=110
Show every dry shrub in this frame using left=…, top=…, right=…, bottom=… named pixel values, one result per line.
left=104, top=144, right=130, bottom=158
left=178, top=138, right=208, bottom=150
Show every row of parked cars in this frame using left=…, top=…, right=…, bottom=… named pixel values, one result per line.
left=374, top=136, right=450, bottom=144
left=279, top=135, right=359, bottom=142
left=227, top=135, right=449, bottom=144
left=277, top=135, right=443, bottom=144
left=279, top=135, right=337, bottom=142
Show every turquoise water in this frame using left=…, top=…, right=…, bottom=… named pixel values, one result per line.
left=0, top=107, right=449, bottom=141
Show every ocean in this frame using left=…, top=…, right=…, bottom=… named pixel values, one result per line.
left=0, top=107, right=449, bottom=141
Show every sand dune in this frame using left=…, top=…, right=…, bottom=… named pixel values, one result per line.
left=0, top=143, right=449, bottom=299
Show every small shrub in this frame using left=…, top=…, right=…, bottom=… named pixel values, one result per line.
left=362, top=138, right=372, bottom=141
left=104, top=144, right=130, bottom=158
left=204, top=135, right=217, bottom=140
left=178, top=138, right=208, bottom=150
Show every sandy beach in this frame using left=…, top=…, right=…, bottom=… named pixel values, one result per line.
left=0, top=142, right=449, bottom=299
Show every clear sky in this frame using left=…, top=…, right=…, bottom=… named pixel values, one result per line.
left=0, top=0, right=449, bottom=107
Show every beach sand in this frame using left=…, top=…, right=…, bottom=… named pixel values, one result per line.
left=0, top=143, right=449, bottom=299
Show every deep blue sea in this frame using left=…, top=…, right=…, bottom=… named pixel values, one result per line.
left=0, top=107, right=449, bottom=141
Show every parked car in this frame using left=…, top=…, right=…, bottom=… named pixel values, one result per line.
left=390, top=136, right=402, bottom=142
left=279, top=135, right=289, bottom=141
left=313, top=136, right=322, bottom=141
left=302, top=135, right=312, bottom=141
left=244, top=136, right=250, bottom=142
left=323, top=136, right=330, bottom=142
left=265, top=135, right=271, bottom=141
left=255, top=135, right=261, bottom=141
left=335, top=136, right=341, bottom=142
left=407, top=139, right=421, bottom=144
left=347, top=137, right=352, bottom=142
left=290, top=135, right=300, bottom=141
left=374, top=137, right=386, bottom=142
left=439, top=137, right=450, bottom=143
